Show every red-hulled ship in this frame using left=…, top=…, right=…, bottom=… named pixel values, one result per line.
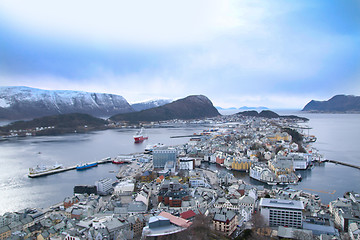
left=134, top=128, right=148, bottom=143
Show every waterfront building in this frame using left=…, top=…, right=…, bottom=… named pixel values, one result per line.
left=276, top=154, right=309, bottom=170
left=259, top=198, right=304, bottom=228
left=95, top=178, right=113, bottom=196
left=231, top=157, right=253, bottom=171
left=269, top=158, right=294, bottom=176
left=250, top=162, right=276, bottom=183
left=153, top=149, right=177, bottom=169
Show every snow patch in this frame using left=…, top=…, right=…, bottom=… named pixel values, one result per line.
left=0, top=98, right=10, bottom=108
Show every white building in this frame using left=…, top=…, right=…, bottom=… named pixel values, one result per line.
left=259, top=198, right=304, bottom=228
left=113, top=180, right=135, bottom=196
left=95, top=178, right=113, bottom=195
left=179, top=157, right=194, bottom=170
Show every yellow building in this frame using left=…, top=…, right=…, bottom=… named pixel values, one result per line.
left=268, top=159, right=293, bottom=176
left=268, top=133, right=291, bottom=142
left=231, top=159, right=252, bottom=171
left=0, top=226, right=11, bottom=240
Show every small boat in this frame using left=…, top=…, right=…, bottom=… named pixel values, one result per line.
left=297, top=173, right=302, bottom=181
left=134, top=128, right=148, bottom=143
left=76, top=162, right=98, bottom=170
left=267, top=182, right=277, bottom=185
left=112, top=159, right=125, bottom=164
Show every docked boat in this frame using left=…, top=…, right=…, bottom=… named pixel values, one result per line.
left=29, top=163, right=63, bottom=176
left=134, top=128, right=148, bottom=143
left=144, top=143, right=165, bottom=153
left=76, top=162, right=98, bottom=170
left=112, top=159, right=125, bottom=164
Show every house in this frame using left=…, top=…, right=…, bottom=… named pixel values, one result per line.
left=212, top=209, right=238, bottom=236
left=63, top=196, right=80, bottom=209
left=180, top=210, right=196, bottom=221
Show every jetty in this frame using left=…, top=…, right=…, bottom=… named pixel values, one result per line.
left=28, top=157, right=112, bottom=178
left=324, top=159, right=360, bottom=170
left=170, top=134, right=202, bottom=138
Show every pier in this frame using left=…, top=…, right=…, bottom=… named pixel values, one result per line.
left=324, top=159, right=360, bottom=170
left=170, top=134, right=202, bottom=138
left=28, top=157, right=113, bottom=178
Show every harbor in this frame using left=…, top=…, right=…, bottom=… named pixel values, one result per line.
left=28, top=157, right=113, bottom=178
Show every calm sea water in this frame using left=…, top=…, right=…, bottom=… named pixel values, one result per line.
left=0, top=113, right=359, bottom=214
left=0, top=127, right=204, bottom=214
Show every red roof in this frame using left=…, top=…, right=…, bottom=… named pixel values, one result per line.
left=159, top=211, right=192, bottom=228
left=180, top=210, right=196, bottom=220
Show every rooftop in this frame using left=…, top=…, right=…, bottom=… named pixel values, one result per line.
left=259, top=198, right=304, bottom=210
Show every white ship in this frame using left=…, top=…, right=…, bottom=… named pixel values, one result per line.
left=144, top=143, right=165, bottom=153
left=29, top=163, right=63, bottom=175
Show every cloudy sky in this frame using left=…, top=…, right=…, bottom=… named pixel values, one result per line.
left=0, top=0, right=359, bottom=109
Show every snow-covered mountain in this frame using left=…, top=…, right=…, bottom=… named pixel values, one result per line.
left=0, top=86, right=134, bottom=120
left=131, top=99, right=172, bottom=112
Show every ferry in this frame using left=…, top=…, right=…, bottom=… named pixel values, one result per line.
left=76, top=162, right=98, bottom=170
left=29, top=163, right=63, bottom=176
left=144, top=143, right=165, bottom=153
left=133, top=128, right=148, bottom=143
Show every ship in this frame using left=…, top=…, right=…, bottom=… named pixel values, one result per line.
left=28, top=163, right=63, bottom=177
left=133, top=128, right=148, bottom=143
left=144, top=143, right=165, bottom=153
left=76, top=162, right=98, bottom=170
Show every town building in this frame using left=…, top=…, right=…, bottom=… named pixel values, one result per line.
left=153, top=149, right=177, bottom=169
left=259, top=198, right=304, bottom=228
left=212, top=209, right=238, bottom=236
left=95, top=178, right=113, bottom=195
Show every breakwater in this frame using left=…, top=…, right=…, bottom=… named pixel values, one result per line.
left=324, top=159, right=360, bottom=170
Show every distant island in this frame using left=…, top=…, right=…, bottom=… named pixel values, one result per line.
left=216, top=106, right=268, bottom=111
left=302, top=95, right=360, bottom=113
left=237, top=110, right=309, bottom=121
left=110, top=95, right=220, bottom=123
left=0, top=113, right=107, bottom=136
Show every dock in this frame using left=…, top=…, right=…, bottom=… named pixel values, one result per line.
left=170, top=134, right=202, bottom=138
left=28, top=157, right=113, bottom=178
left=324, top=159, right=360, bottom=170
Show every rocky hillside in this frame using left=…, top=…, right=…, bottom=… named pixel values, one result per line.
left=110, top=95, right=220, bottom=123
left=302, top=95, right=360, bottom=112
left=0, top=86, right=134, bottom=120
left=0, top=113, right=107, bottom=136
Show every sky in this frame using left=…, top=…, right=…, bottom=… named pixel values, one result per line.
left=0, top=0, right=359, bottom=109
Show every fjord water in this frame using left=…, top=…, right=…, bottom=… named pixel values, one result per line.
left=0, top=113, right=359, bottom=214
left=0, top=127, right=204, bottom=214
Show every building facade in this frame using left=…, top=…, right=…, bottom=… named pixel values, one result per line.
left=259, top=198, right=304, bottom=228
left=153, top=149, right=177, bottom=169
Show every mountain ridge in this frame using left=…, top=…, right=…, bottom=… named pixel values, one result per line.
left=302, top=94, right=360, bottom=112
left=131, top=99, right=172, bottom=111
left=110, top=95, right=220, bottom=123
left=0, top=86, right=134, bottom=120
